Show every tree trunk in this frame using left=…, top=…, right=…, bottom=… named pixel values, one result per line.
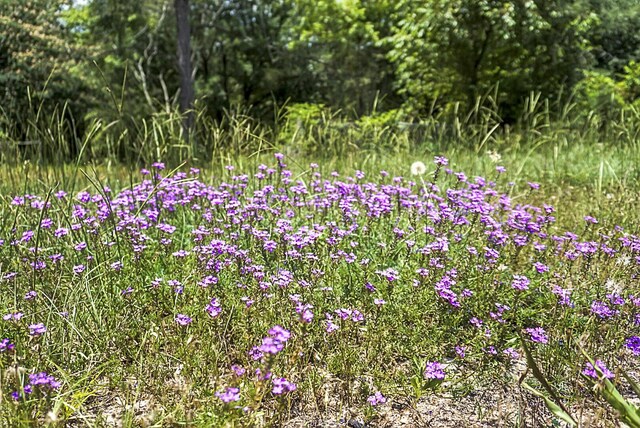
left=174, top=0, right=194, bottom=145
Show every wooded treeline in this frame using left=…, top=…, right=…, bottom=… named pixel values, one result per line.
left=2, top=0, right=640, bottom=152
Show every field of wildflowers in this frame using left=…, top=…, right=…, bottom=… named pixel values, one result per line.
left=1, top=151, right=640, bottom=427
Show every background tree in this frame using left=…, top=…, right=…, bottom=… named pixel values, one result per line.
left=0, top=0, right=83, bottom=140
left=385, top=0, right=593, bottom=119
left=175, top=0, right=195, bottom=143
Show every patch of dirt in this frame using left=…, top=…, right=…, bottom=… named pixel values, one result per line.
left=284, top=384, right=620, bottom=428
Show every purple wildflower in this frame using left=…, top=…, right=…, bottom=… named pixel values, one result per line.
left=375, top=268, right=399, bottom=282
left=2, top=312, right=24, bottom=321
left=424, top=361, right=446, bottom=380
left=231, top=365, right=246, bottom=377
left=591, top=301, right=618, bottom=319
left=511, top=275, right=530, bottom=291
left=256, top=325, right=291, bottom=356
left=503, top=348, right=520, bottom=360
left=268, top=325, right=291, bottom=342
left=206, top=298, right=222, bottom=318
left=29, top=323, right=46, bottom=336
left=249, top=347, right=264, bottom=361
left=258, top=337, right=284, bottom=354
left=28, top=372, right=61, bottom=390
left=533, top=262, right=549, bottom=273
left=626, top=336, right=640, bottom=356
left=175, top=314, right=193, bottom=326
left=525, top=327, right=548, bottom=344
left=469, top=317, right=483, bottom=328
left=367, top=391, right=387, bottom=406
left=326, top=320, right=340, bottom=333
left=583, top=360, right=614, bottom=380
left=215, top=387, right=240, bottom=403
left=434, top=156, right=449, bottom=166
left=584, top=215, right=598, bottom=224
left=351, top=310, right=364, bottom=322
left=272, top=377, right=296, bottom=395
left=552, top=286, right=574, bottom=307
left=0, top=338, right=15, bottom=352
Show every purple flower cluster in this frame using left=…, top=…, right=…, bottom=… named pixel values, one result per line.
left=28, top=372, right=62, bottom=389
left=29, top=323, right=46, bottom=336
left=12, top=371, right=61, bottom=400
left=626, top=336, right=640, bottom=356
left=215, top=386, right=240, bottom=403
left=272, top=377, right=297, bottom=395
left=3, top=154, right=640, bottom=413
left=582, top=360, right=614, bottom=380
left=424, top=361, right=446, bottom=380
left=552, top=286, right=574, bottom=307
left=525, top=327, right=548, bottom=344
left=367, top=391, right=387, bottom=406
left=175, top=314, right=193, bottom=326
left=376, top=267, right=399, bottom=282
left=511, top=275, right=530, bottom=291
left=252, top=325, right=291, bottom=359
left=3, top=312, right=23, bottom=321
left=206, top=298, right=222, bottom=318
left=0, top=338, right=15, bottom=352
left=590, top=300, right=619, bottom=319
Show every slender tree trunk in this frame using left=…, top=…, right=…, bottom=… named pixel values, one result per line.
left=174, top=0, right=194, bottom=144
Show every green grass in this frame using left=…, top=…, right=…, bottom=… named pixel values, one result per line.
left=0, top=135, right=640, bottom=427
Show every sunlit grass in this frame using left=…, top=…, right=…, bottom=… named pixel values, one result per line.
left=0, top=136, right=639, bottom=426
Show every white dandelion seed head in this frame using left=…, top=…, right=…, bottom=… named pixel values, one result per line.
left=617, top=255, right=631, bottom=267
left=605, top=278, right=625, bottom=294
left=487, top=150, right=502, bottom=163
left=411, top=161, right=427, bottom=176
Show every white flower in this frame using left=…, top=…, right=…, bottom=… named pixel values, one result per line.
left=605, top=278, right=622, bottom=293
left=487, top=150, right=502, bottom=163
left=617, top=255, right=631, bottom=267
left=411, top=161, right=427, bottom=176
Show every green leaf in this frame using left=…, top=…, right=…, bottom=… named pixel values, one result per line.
left=519, top=333, right=576, bottom=424
left=520, top=382, right=577, bottom=427
left=600, top=379, right=640, bottom=428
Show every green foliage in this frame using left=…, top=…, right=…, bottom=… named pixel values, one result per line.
left=0, top=0, right=84, bottom=140
left=191, top=0, right=301, bottom=118
left=573, top=60, right=640, bottom=126
left=585, top=0, right=640, bottom=73
left=290, top=0, right=397, bottom=113
left=4, top=0, right=640, bottom=161
left=575, top=71, right=623, bottom=116
left=385, top=0, right=592, bottom=118
left=621, top=61, right=640, bottom=103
